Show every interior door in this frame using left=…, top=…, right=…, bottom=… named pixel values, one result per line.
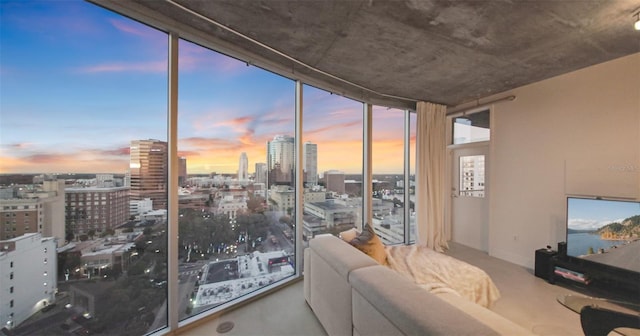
left=450, top=145, right=489, bottom=252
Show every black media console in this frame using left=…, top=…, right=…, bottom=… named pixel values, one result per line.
left=534, top=247, right=640, bottom=305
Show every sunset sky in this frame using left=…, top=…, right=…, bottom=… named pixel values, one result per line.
left=1, top=0, right=412, bottom=176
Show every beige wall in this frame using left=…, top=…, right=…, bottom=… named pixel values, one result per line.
left=485, top=53, right=639, bottom=268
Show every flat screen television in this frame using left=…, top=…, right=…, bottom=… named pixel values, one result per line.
left=566, top=197, right=640, bottom=274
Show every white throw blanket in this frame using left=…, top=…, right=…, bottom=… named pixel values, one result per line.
left=385, top=245, right=501, bottom=308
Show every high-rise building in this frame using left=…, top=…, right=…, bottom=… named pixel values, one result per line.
left=324, top=170, right=346, bottom=194
left=267, top=135, right=295, bottom=186
left=254, top=163, right=267, bottom=185
left=65, top=186, right=129, bottom=237
left=238, top=152, right=248, bottom=181
left=178, top=156, right=187, bottom=186
left=304, top=142, right=318, bottom=186
left=0, top=233, right=57, bottom=329
left=129, top=139, right=167, bottom=210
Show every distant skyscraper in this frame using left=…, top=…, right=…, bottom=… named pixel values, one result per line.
left=238, top=152, right=248, bottom=181
left=130, top=139, right=167, bottom=210
left=255, top=162, right=267, bottom=185
left=325, top=170, right=346, bottom=194
left=267, top=135, right=295, bottom=186
left=178, top=156, right=187, bottom=186
left=304, top=142, right=318, bottom=186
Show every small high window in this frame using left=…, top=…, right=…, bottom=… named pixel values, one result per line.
left=452, top=109, right=490, bottom=145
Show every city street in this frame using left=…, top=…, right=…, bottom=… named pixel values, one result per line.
left=147, top=266, right=201, bottom=332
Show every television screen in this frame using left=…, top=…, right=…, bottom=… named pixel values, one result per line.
left=566, top=197, right=640, bottom=273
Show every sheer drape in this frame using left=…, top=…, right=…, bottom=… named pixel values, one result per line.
left=415, top=101, right=448, bottom=251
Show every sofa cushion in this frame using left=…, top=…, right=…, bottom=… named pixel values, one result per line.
left=350, top=265, right=500, bottom=336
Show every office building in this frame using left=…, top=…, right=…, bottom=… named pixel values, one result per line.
left=65, top=186, right=130, bottom=236
left=0, top=233, right=57, bottom=329
left=178, top=157, right=187, bottom=186
left=130, top=198, right=153, bottom=217
left=304, top=142, right=318, bottom=186
left=267, top=135, right=295, bottom=186
left=254, top=163, right=267, bottom=185
left=238, top=152, right=248, bottom=181
left=324, top=170, right=346, bottom=194
left=129, top=139, right=168, bottom=210
left=0, top=180, right=65, bottom=246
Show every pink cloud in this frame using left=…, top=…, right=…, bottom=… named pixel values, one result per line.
left=98, top=147, right=130, bottom=156
left=0, top=143, right=135, bottom=173
left=178, top=150, right=200, bottom=157
left=181, top=137, right=241, bottom=151
left=328, top=107, right=362, bottom=117
left=213, top=116, right=254, bottom=133
left=305, top=120, right=361, bottom=138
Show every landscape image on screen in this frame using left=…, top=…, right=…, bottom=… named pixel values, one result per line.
left=567, top=197, right=640, bottom=273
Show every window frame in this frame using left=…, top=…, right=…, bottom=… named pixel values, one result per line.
left=2, top=2, right=420, bottom=333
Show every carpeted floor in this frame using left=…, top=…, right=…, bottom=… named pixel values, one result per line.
left=445, top=242, right=585, bottom=335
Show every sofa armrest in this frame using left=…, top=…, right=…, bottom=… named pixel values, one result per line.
left=304, top=247, right=311, bottom=304
left=438, top=293, right=534, bottom=335
left=305, top=235, right=378, bottom=336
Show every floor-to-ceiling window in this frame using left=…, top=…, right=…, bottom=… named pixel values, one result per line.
left=372, top=107, right=415, bottom=244
left=409, top=111, right=417, bottom=243
left=1, top=1, right=169, bottom=335
left=302, top=85, right=363, bottom=240
left=177, top=39, right=297, bottom=320
left=1, top=1, right=422, bottom=334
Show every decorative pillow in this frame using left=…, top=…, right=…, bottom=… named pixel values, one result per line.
left=339, top=228, right=358, bottom=242
left=348, top=223, right=387, bottom=265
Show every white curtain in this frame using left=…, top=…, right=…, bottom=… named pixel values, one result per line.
left=415, top=101, right=448, bottom=252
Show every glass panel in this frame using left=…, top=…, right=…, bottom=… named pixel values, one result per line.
left=459, top=155, right=486, bottom=197
left=178, top=39, right=296, bottom=319
left=302, top=86, right=363, bottom=241
left=453, top=109, right=490, bottom=144
left=372, top=107, right=406, bottom=245
left=409, top=112, right=417, bottom=243
left=1, top=1, right=168, bottom=334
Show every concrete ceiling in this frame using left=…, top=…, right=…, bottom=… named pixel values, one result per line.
left=94, top=0, right=640, bottom=109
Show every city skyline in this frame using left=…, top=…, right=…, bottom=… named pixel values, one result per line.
left=0, top=0, right=411, bottom=176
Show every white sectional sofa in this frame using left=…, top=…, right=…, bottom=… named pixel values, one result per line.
left=303, top=235, right=534, bottom=336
